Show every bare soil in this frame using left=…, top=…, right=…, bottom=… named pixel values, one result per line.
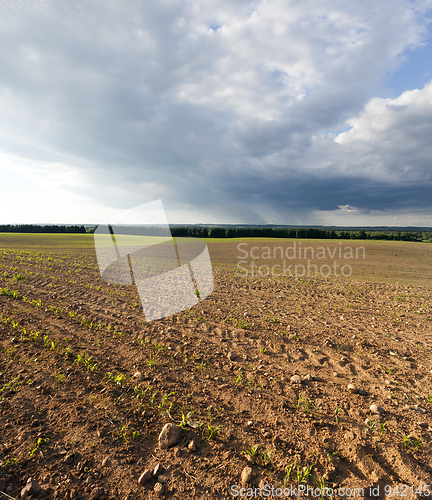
left=1, top=236, right=432, bottom=499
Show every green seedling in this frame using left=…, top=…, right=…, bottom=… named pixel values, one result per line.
left=295, top=394, right=303, bottom=411
left=0, top=455, right=21, bottom=469
left=154, top=342, right=165, bottom=353
left=283, top=462, right=297, bottom=487
left=119, top=424, right=128, bottom=442
left=207, top=405, right=214, bottom=421
left=379, top=422, right=387, bottom=437
left=263, top=449, right=275, bottom=467
left=159, top=391, right=176, bottom=409
left=296, top=463, right=315, bottom=485
left=0, top=377, right=21, bottom=401
left=232, top=318, right=252, bottom=329
left=313, top=475, right=330, bottom=500
left=365, top=414, right=376, bottom=435
left=242, top=444, right=260, bottom=458
left=0, top=287, right=19, bottom=298
left=207, top=424, right=222, bottom=440
left=398, top=432, right=422, bottom=448
left=114, top=374, right=126, bottom=388
left=382, top=366, right=395, bottom=376
left=134, top=384, right=149, bottom=399
left=334, top=407, right=342, bottom=424
left=197, top=419, right=206, bottom=438
left=149, top=390, right=160, bottom=407
left=179, top=411, right=195, bottom=429
left=264, top=315, right=278, bottom=323
left=326, top=450, right=341, bottom=461
left=295, top=394, right=315, bottom=413
left=147, top=357, right=158, bottom=369
left=29, top=437, right=49, bottom=458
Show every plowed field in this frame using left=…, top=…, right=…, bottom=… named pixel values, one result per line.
left=1, top=234, right=432, bottom=500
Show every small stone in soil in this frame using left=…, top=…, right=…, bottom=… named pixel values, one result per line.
left=21, top=478, right=41, bottom=498
left=138, top=470, right=152, bottom=486
left=412, top=405, right=426, bottom=414
left=290, top=375, right=302, bottom=384
left=347, top=384, right=358, bottom=394
left=153, top=464, right=164, bottom=477
left=158, top=423, right=182, bottom=449
left=241, top=467, right=253, bottom=484
left=188, top=440, right=197, bottom=451
left=370, top=404, right=384, bottom=413
left=154, top=482, right=164, bottom=496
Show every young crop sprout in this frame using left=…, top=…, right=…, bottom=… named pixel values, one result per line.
left=179, top=411, right=195, bottom=429
left=296, top=463, right=315, bottom=485
left=263, top=449, right=276, bottom=467
left=365, top=414, right=376, bottom=435
left=283, top=462, right=297, bottom=487
left=207, top=424, right=222, bottom=440
left=242, top=444, right=260, bottom=458
left=295, top=394, right=315, bottom=413
left=397, top=431, right=422, bottom=448
left=313, top=476, right=329, bottom=500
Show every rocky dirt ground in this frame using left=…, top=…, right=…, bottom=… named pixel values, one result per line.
left=1, top=241, right=432, bottom=499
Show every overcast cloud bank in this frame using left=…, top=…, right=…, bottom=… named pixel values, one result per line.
left=0, top=0, right=432, bottom=225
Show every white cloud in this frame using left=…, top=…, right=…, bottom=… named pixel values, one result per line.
left=335, top=82, right=432, bottom=182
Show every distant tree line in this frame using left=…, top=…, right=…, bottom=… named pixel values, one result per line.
left=2, top=224, right=431, bottom=242
left=0, top=225, right=87, bottom=233
left=170, top=226, right=431, bottom=241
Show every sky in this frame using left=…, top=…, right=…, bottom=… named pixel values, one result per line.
left=1, top=0, right=432, bottom=227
